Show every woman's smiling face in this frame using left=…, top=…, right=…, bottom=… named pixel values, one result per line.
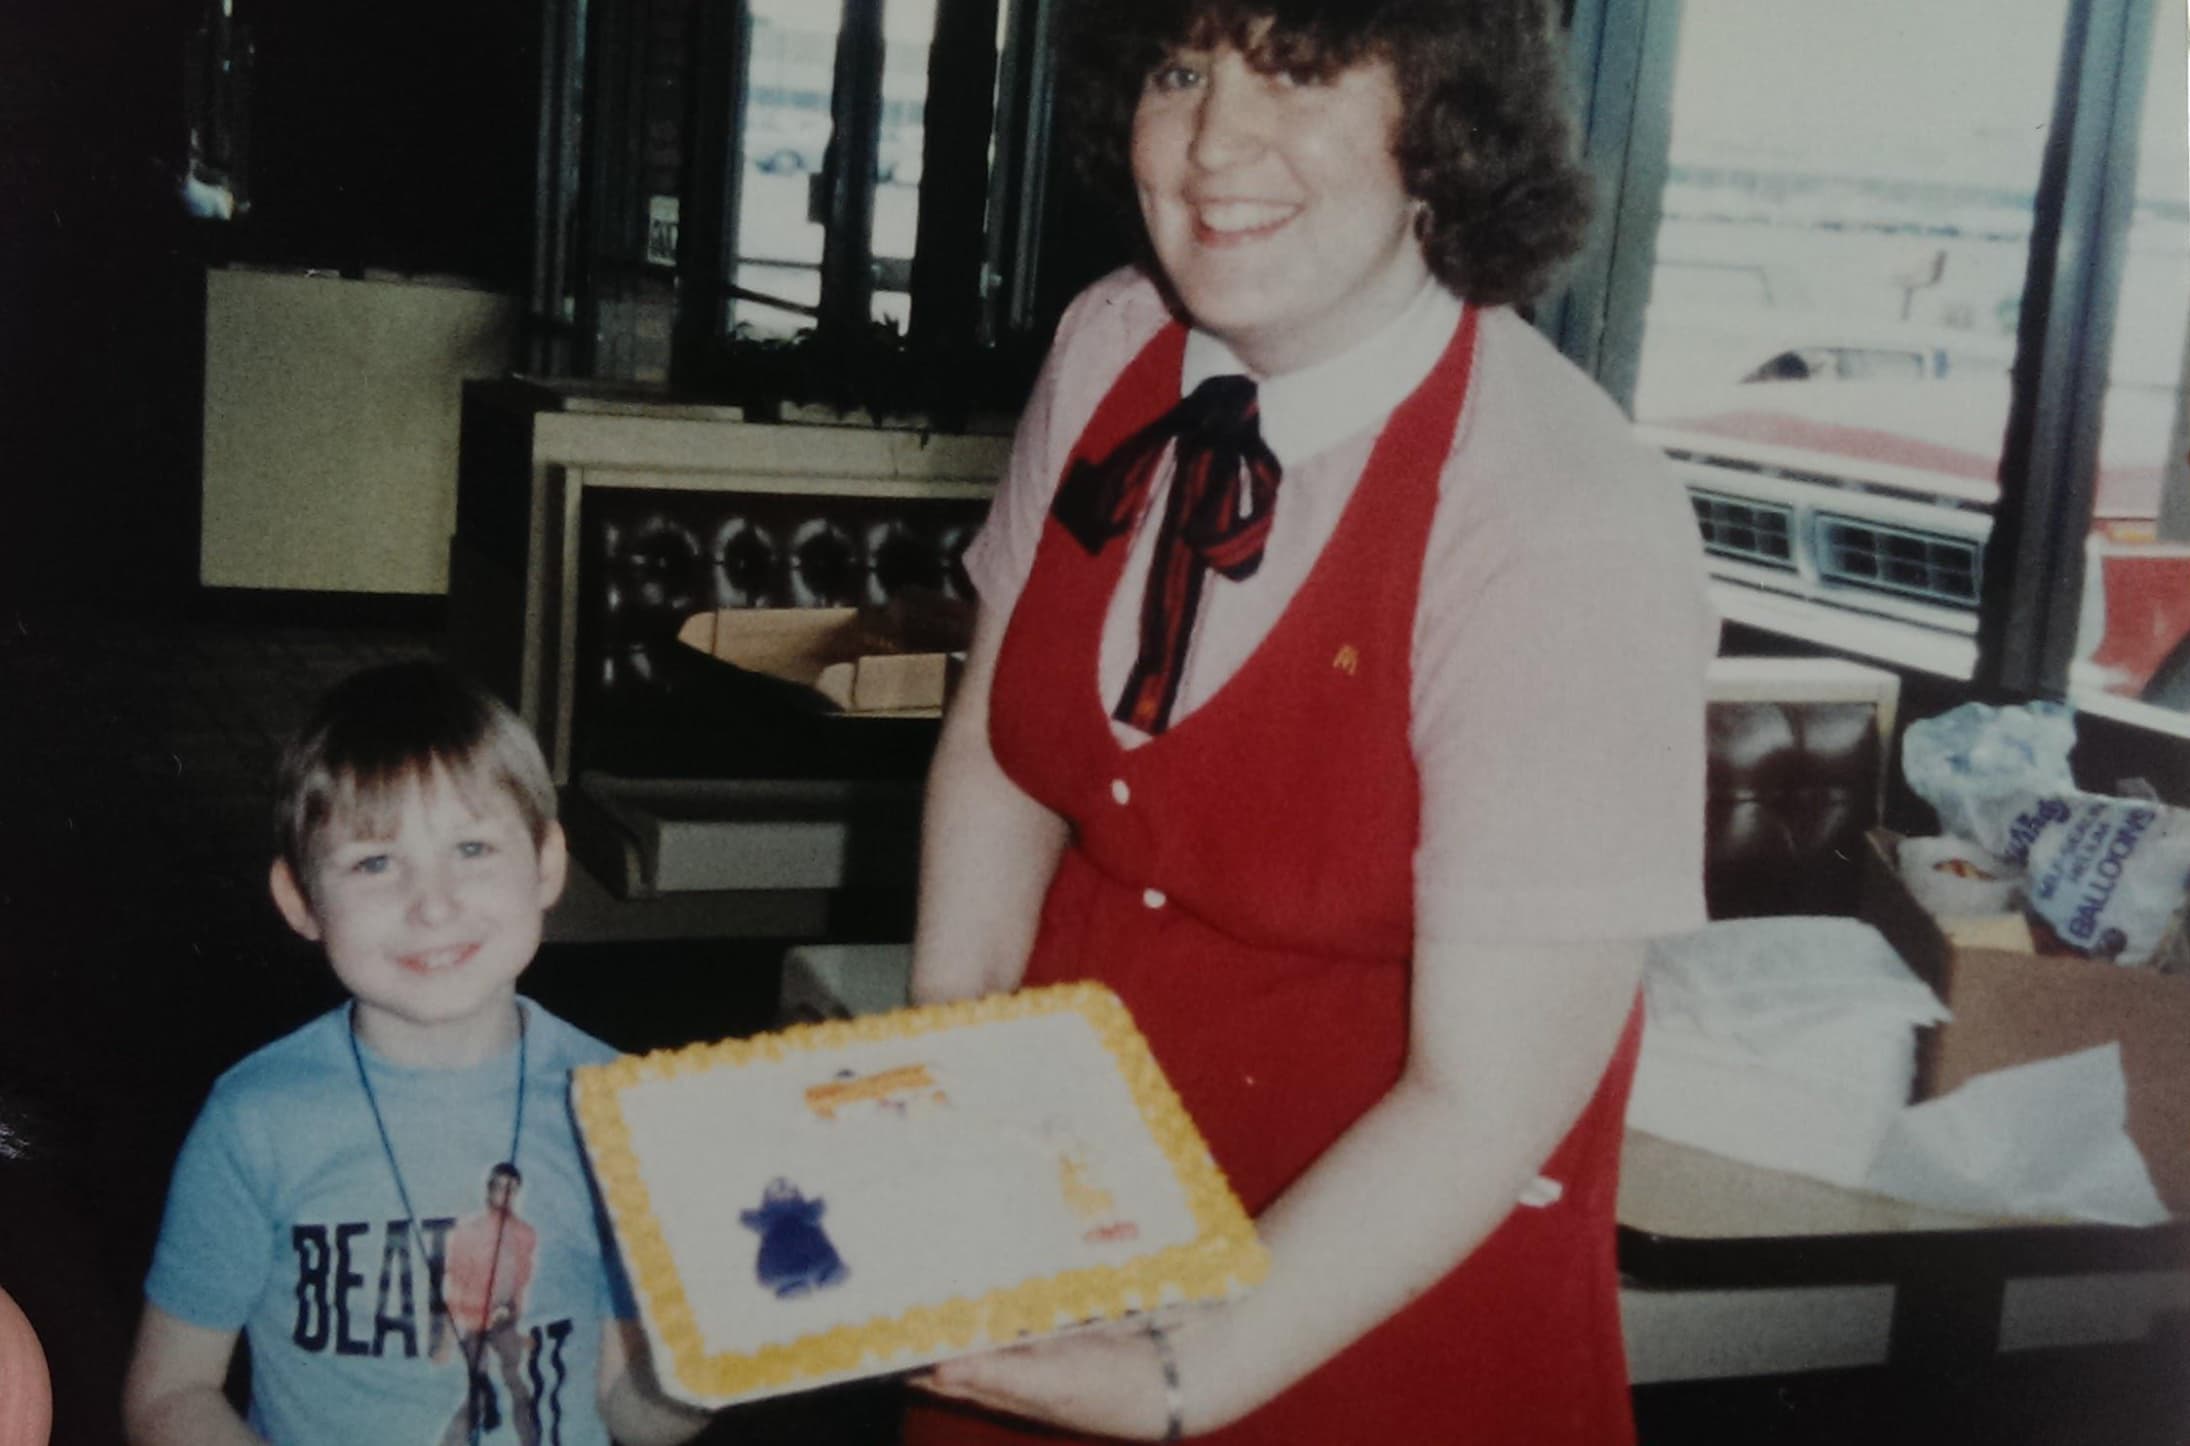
left=1130, top=37, right=1430, bottom=377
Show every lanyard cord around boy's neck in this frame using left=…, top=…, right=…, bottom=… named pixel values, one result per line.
left=347, top=1001, right=528, bottom=1446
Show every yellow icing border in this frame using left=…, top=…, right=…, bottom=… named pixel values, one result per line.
left=573, top=982, right=1269, bottom=1403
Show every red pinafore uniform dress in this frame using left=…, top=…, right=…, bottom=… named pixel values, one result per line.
left=908, top=312, right=1642, bottom=1444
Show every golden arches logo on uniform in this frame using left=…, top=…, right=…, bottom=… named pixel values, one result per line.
left=1331, top=645, right=1361, bottom=676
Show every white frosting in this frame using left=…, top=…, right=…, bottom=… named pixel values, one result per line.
left=614, top=1010, right=1201, bottom=1358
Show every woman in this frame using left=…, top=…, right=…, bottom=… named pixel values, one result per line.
left=909, top=0, right=1715, bottom=1439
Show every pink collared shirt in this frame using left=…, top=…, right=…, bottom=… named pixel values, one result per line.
left=970, top=268, right=1717, bottom=946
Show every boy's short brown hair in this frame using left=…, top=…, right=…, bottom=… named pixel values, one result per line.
left=273, top=660, right=556, bottom=891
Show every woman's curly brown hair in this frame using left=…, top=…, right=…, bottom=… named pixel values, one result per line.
left=1056, top=0, right=1593, bottom=307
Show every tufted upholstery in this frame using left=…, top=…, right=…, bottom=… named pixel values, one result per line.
left=1700, top=658, right=1898, bottom=920
left=1703, top=698, right=1883, bottom=919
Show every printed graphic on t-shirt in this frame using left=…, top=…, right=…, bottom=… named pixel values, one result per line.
left=288, top=1162, right=578, bottom=1444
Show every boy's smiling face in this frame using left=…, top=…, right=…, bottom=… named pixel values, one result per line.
left=1130, top=37, right=1426, bottom=377
left=272, top=767, right=566, bottom=1067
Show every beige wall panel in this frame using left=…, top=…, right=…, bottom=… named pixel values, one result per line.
left=201, top=268, right=517, bottom=593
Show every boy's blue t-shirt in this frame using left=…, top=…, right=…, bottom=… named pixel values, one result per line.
left=146, top=999, right=633, bottom=1446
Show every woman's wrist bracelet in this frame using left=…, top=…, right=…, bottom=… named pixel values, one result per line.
left=1146, top=1321, right=1184, bottom=1441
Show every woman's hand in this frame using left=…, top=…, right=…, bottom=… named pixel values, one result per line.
left=911, top=598, right=1070, bottom=1004
left=598, top=1317, right=716, bottom=1446
left=911, top=1318, right=1189, bottom=1440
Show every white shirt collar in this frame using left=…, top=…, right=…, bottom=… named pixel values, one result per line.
left=1179, top=279, right=1464, bottom=468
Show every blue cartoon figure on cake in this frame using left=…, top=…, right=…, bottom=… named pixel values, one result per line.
left=740, top=1177, right=849, bottom=1298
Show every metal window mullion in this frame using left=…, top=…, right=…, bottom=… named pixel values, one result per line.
left=1976, top=0, right=2155, bottom=698
left=670, top=0, right=742, bottom=381
left=529, top=0, right=587, bottom=375
left=574, top=0, right=653, bottom=378
left=990, top=0, right=1059, bottom=340
left=1547, top=0, right=1681, bottom=410
left=1537, top=0, right=1620, bottom=364
left=817, top=0, right=887, bottom=339
left=908, top=0, right=1004, bottom=348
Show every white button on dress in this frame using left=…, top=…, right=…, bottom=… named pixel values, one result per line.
left=1142, top=888, right=1166, bottom=910
left=1111, top=778, right=1131, bottom=805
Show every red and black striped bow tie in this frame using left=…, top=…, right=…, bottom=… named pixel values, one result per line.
left=1051, top=373, right=1283, bottom=734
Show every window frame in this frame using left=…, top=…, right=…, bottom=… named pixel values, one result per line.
left=1557, top=0, right=2177, bottom=728
left=1974, top=0, right=2158, bottom=700
left=527, top=0, right=1058, bottom=385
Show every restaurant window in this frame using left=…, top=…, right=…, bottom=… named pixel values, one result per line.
left=724, top=0, right=938, bottom=335
left=1616, top=0, right=2072, bottom=681
left=1562, top=0, right=2190, bottom=734
left=2067, top=0, right=2190, bottom=716
left=529, top=0, right=1065, bottom=397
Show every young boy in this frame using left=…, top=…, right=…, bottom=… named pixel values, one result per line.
left=122, top=660, right=711, bottom=1446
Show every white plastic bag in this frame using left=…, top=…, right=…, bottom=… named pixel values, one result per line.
left=1902, top=700, right=2077, bottom=857
left=2018, top=795, right=2190, bottom=965
left=1902, top=701, right=2190, bottom=967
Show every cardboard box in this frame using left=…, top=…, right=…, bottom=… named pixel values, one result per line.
left=1861, top=829, right=2190, bottom=1214
left=677, top=595, right=967, bottom=715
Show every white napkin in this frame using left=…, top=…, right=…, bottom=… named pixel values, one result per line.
left=1629, top=1019, right=1916, bottom=1187
left=1864, top=1044, right=2170, bottom=1226
left=1631, top=917, right=1950, bottom=1187
left=1644, top=916, right=1950, bottom=1052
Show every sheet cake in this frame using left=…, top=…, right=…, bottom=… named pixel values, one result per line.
left=573, top=982, right=1267, bottom=1405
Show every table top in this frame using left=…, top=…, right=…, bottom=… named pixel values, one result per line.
left=1618, top=1131, right=2190, bottom=1287
left=1621, top=1131, right=2004, bottom=1239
